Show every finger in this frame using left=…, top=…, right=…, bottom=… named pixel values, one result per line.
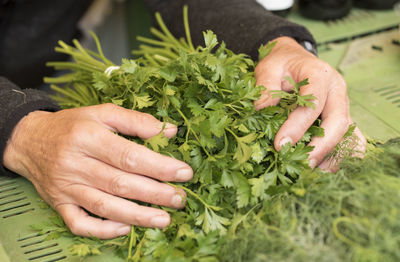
left=93, top=103, right=178, bottom=138
left=351, top=127, right=367, bottom=158
left=70, top=184, right=171, bottom=229
left=306, top=80, right=350, bottom=167
left=307, top=114, right=349, bottom=169
left=56, top=203, right=131, bottom=239
left=318, top=158, right=339, bottom=173
left=254, top=65, right=284, bottom=110
left=80, top=158, right=186, bottom=209
left=317, top=126, right=366, bottom=172
left=85, top=130, right=193, bottom=182
left=274, top=75, right=328, bottom=150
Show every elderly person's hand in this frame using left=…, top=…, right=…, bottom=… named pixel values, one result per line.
left=254, top=36, right=366, bottom=171
left=3, top=103, right=193, bottom=239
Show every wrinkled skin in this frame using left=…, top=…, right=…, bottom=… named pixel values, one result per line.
left=254, top=37, right=366, bottom=171
left=3, top=36, right=366, bottom=239
left=3, top=104, right=193, bottom=238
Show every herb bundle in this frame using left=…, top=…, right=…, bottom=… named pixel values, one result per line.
left=41, top=7, right=392, bottom=262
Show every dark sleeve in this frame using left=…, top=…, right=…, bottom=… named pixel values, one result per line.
left=0, top=77, right=60, bottom=175
left=0, top=0, right=92, bottom=89
left=144, top=0, right=316, bottom=60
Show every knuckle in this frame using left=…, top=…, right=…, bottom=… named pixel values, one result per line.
left=67, top=217, right=83, bottom=236
left=50, top=145, right=75, bottom=174
left=254, top=60, right=274, bottom=78
left=124, top=202, right=147, bottom=226
left=119, top=146, right=138, bottom=171
left=109, top=175, right=130, bottom=196
left=135, top=111, right=156, bottom=126
left=132, top=213, right=147, bottom=226
left=319, top=62, right=332, bottom=74
left=101, top=103, right=119, bottom=112
left=66, top=122, right=89, bottom=145
left=91, top=198, right=108, bottom=217
left=254, top=63, right=264, bottom=77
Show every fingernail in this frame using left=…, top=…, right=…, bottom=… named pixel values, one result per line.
left=171, top=194, right=185, bottom=208
left=279, top=137, right=292, bottom=148
left=164, top=122, right=176, bottom=130
left=163, top=123, right=177, bottom=137
left=151, top=215, right=170, bottom=228
left=309, top=159, right=317, bottom=169
left=175, top=168, right=193, bottom=182
left=117, top=225, right=131, bottom=236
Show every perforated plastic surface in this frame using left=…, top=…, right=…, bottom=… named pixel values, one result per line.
left=288, top=7, right=400, bottom=44
left=0, top=176, right=69, bottom=262
left=0, top=176, right=123, bottom=261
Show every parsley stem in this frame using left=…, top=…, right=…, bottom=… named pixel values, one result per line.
left=136, top=45, right=177, bottom=58
left=220, top=88, right=233, bottom=93
left=54, top=47, right=106, bottom=69
left=166, top=183, right=216, bottom=211
left=149, top=27, right=172, bottom=45
left=183, top=5, right=195, bottom=52
left=136, top=36, right=176, bottom=48
left=130, top=237, right=145, bottom=262
left=228, top=203, right=261, bottom=236
left=265, top=161, right=275, bottom=174
left=155, top=12, right=183, bottom=50
left=225, top=104, right=242, bottom=115
left=43, top=73, right=77, bottom=84
left=174, top=106, right=212, bottom=158
left=144, top=54, right=161, bottom=67
left=89, top=31, right=113, bottom=65
left=127, top=225, right=134, bottom=259
left=46, top=61, right=100, bottom=73
left=225, top=127, right=239, bottom=139
left=49, top=84, right=87, bottom=104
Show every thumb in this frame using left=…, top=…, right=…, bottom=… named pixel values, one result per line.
left=92, top=103, right=177, bottom=138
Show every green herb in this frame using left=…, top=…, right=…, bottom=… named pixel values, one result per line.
left=219, top=138, right=400, bottom=262
left=41, top=7, right=337, bottom=261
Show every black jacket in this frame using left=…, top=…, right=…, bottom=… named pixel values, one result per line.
left=0, top=0, right=315, bottom=174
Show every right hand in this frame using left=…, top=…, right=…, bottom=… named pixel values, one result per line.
left=3, top=103, right=193, bottom=239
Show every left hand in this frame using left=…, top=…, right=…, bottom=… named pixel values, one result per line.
left=254, top=36, right=366, bottom=172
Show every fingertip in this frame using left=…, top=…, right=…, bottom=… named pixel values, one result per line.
left=354, top=127, right=367, bottom=157
left=175, top=167, right=193, bottom=182
left=150, top=214, right=171, bottom=229
left=57, top=203, right=132, bottom=239
left=171, top=193, right=186, bottom=209
left=163, top=122, right=178, bottom=138
left=274, top=136, right=293, bottom=151
left=318, top=159, right=339, bottom=173
left=308, top=159, right=317, bottom=169
left=116, top=225, right=132, bottom=236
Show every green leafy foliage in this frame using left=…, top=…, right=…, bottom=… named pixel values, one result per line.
left=40, top=6, right=377, bottom=262
left=219, top=139, right=400, bottom=262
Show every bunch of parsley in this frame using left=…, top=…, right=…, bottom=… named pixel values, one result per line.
left=44, top=7, right=324, bottom=261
